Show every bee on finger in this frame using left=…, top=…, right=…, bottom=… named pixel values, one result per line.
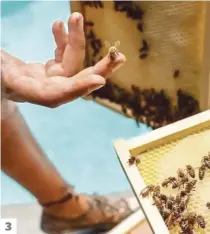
left=186, top=165, right=195, bottom=178
left=104, top=41, right=120, bottom=62
left=196, top=215, right=206, bottom=229
left=198, top=164, right=206, bottom=180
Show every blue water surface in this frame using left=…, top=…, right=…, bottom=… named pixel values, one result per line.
left=1, top=1, right=151, bottom=205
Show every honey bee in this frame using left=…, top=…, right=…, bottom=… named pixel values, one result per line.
left=159, top=194, right=168, bottom=204
left=152, top=185, right=161, bottom=197
left=179, top=177, right=189, bottom=188
left=178, top=200, right=187, bottom=212
left=152, top=195, right=162, bottom=209
left=161, top=177, right=174, bottom=187
left=140, top=185, right=155, bottom=198
left=160, top=207, right=171, bottom=220
left=202, top=156, right=210, bottom=169
left=206, top=202, right=210, bottom=209
left=162, top=178, right=172, bottom=188
left=172, top=180, right=180, bottom=189
left=179, top=225, right=194, bottom=234
left=198, top=164, right=206, bottom=180
left=177, top=169, right=187, bottom=179
left=165, top=212, right=175, bottom=228
left=168, top=177, right=177, bottom=182
left=127, top=156, right=140, bottom=166
left=173, top=69, right=180, bottom=79
left=187, top=212, right=197, bottom=226
left=185, top=180, right=197, bottom=193
left=186, top=165, right=195, bottom=178
left=166, top=199, right=174, bottom=210
left=196, top=215, right=206, bottom=229
left=104, top=41, right=120, bottom=61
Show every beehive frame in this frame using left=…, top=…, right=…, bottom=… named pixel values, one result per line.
left=70, top=1, right=210, bottom=128
left=113, top=110, right=210, bottom=234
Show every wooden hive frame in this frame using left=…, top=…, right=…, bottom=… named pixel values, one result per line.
left=113, top=110, right=210, bottom=234
left=70, top=1, right=210, bottom=129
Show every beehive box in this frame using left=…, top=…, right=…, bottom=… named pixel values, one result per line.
left=113, top=110, right=210, bottom=234
left=70, top=1, right=210, bottom=129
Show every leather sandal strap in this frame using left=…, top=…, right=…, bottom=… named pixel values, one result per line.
left=40, top=192, right=75, bottom=208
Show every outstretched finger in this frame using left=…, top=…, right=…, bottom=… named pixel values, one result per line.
left=62, top=12, right=85, bottom=77
left=52, top=21, right=68, bottom=62
left=93, top=53, right=126, bottom=78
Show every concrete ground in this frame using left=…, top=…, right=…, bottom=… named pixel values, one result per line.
left=1, top=191, right=152, bottom=234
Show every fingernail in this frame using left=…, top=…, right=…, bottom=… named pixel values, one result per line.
left=78, top=16, right=83, bottom=30
left=72, top=12, right=83, bottom=30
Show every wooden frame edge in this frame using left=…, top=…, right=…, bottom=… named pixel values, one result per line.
left=200, top=1, right=210, bottom=110
left=126, top=110, right=210, bottom=156
left=107, top=209, right=145, bottom=234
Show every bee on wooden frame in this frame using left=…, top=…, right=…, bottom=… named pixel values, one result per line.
left=127, top=156, right=140, bottom=166
left=206, top=202, right=210, bottom=209
left=104, top=41, right=120, bottom=62
left=140, top=185, right=155, bottom=198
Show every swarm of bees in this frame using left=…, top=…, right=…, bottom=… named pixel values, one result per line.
left=104, top=41, right=120, bottom=62
left=140, top=152, right=210, bottom=233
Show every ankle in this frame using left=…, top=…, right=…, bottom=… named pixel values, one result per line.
left=38, top=184, right=74, bottom=207
left=43, top=194, right=90, bottom=218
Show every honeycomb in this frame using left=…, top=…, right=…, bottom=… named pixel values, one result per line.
left=136, top=126, right=210, bottom=234
left=82, top=1, right=207, bottom=104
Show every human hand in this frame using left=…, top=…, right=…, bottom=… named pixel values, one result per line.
left=1, top=13, right=126, bottom=108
